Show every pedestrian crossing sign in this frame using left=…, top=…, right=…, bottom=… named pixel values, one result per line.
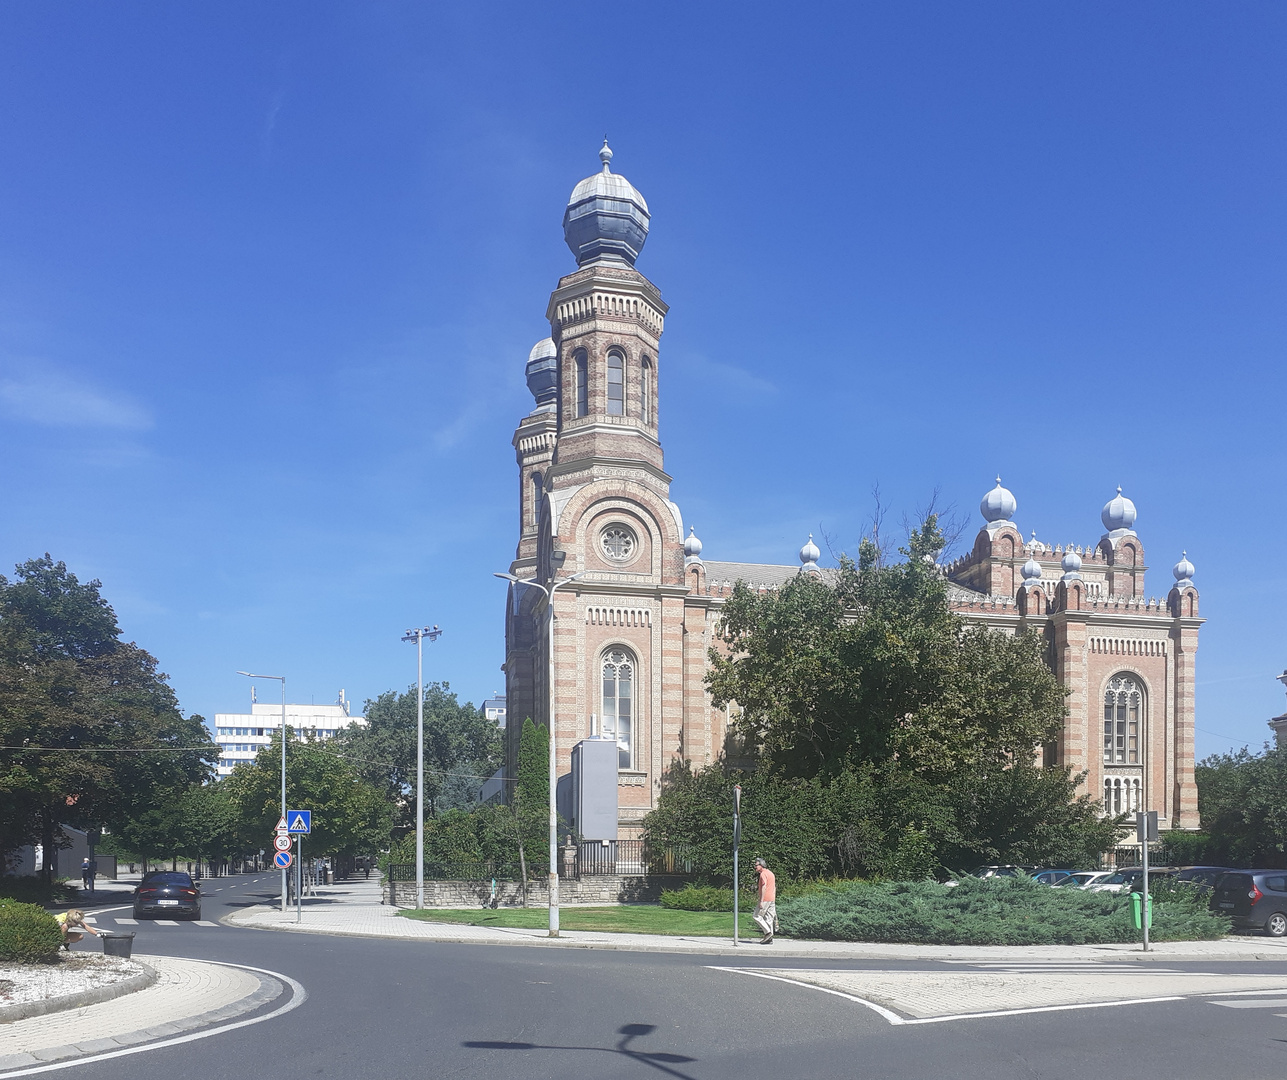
left=287, top=810, right=312, bottom=834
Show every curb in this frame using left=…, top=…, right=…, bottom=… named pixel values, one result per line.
left=222, top=907, right=1287, bottom=963
left=0, top=961, right=157, bottom=1024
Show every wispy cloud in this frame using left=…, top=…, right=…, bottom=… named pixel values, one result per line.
left=682, top=352, right=776, bottom=396
left=0, top=361, right=153, bottom=431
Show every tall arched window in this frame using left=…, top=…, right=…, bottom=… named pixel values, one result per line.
left=1103, top=674, right=1143, bottom=764
left=641, top=359, right=652, bottom=424
left=601, top=648, right=634, bottom=769
left=530, top=471, right=543, bottom=527
left=574, top=350, right=588, bottom=418
left=606, top=350, right=625, bottom=416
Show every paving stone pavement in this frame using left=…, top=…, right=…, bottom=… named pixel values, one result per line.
left=0, top=955, right=279, bottom=1071
left=227, top=878, right=1287, bottom=963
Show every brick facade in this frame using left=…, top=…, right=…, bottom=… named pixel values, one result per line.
left=502, top=152, right=1203, bottom=840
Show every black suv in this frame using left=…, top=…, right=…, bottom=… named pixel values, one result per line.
left=1211, top=871, right=1287, bottom=937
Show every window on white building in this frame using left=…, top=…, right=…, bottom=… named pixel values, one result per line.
left=601, top=648, right=634, bottom=769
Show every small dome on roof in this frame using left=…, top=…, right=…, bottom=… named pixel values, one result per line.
left=684, top=526, right=703, bottom=559
left=980, top=477, right=1017, bottom=523
left=1101, top=486, right=1138, bottom=533
left=1173, top=551, right=1195, bottom=585
left=799, top=534, right=820, bottom=568
left=1021, top=554, right=1043, bottom=586
left=525, top=337, right=559, bottom=409
left=1061, top=549, right=1082, bottom=579
left=563, top=140, right=651, bottom=268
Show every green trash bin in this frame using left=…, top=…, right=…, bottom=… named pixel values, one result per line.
left=1131, top=892, right=1152, bottom=930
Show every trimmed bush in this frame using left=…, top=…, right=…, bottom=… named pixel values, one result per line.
left=0, top=900, right=63, bottom=964
left=660, top=886, right=756, bottom=912
left=778, top=875, right=1231, bottom=945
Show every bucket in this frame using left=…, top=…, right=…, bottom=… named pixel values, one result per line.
left=101, top=931, right=135, bottom=959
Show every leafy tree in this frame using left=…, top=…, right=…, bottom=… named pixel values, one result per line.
left=707, top=518, right=1067, bottom=779
left=227, top=730, right=390, bottom=858
left=1189, top=745, right=1287, bottom=867
left=0, top=556, right=217, bottom=881
left=335, top=682, right=500, bottom=832
left=513, top=717, right=550, bottom=876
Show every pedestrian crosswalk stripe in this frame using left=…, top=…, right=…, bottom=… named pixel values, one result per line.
left=195, top=920, right=219, bottom=927
left=1210, top=998, right=1287, bottom=1008
left=115, top=918, right=138, bottom=925
left=155, top=920, right=180, bottom=926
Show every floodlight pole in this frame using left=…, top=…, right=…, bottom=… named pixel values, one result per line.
left=237, top=671, right=287, bottom=912
left=402, top=625, right=442, bottom=911
left=495, top=569, right=585, bottom=937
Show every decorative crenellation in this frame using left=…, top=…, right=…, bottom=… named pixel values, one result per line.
left=586, top=606, right=652, bottom=627
left=517, top=430, right=558, bottom=456
left=554, top=291, right=664, bottom=335
left=944, top=542, right=1110, bottom=576
left=1090, top=637, right=1167, bottom=656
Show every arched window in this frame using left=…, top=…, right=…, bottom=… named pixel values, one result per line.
left=1103, top=674, right=1143, bottom=764
left=574, top=350, right=588, bottom=418
left=601, top=648, right=634, bottom=769
left=606, top=350, right=625, bottom=416
left=641, top=359, right=652, bottom=424
left=530, top=471, right=543, bottom=527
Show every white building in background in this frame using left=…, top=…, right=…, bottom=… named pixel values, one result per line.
left=212, top=689, right=364, bottom=779
left=483, top=693, right=506, bottom=728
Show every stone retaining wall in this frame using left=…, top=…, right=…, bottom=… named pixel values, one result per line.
left=383, top=874, right=690, bottom=908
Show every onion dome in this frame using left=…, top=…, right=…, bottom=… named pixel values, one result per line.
left=683, top=526, right=703, bottom=559
left=525, top=338, right=558, bottom=410
left=980, top=476, right=1017, bottom=523
left=1061, top=549, right=1082, bottom=580
left=563, top=139, right=651, bottom=268
left=1101, top=486, right=1138, bottom=533
left=1021, top=553, right=1043, bottom=586
left=799, top=533, right=820, bottom=568
left=1173, top=551, right=1195, bottom=586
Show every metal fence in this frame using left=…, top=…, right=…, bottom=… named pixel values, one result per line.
left=386, top=841, right=694, bottom=882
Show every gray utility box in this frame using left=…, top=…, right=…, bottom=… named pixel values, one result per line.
left=570, top=737, right=618, bottom=842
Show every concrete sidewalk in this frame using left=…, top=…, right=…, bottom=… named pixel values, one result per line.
left=225, top=877, right=1287, bottom=963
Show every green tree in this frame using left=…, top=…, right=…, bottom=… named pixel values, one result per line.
left=227, top=730, right=390, bottom=858
left=0, top=556, right=217, bottom=881
left=1192, top=745, right=1287, bottom=867
left=513, top=718, right=549, bottom=876
left=336, top=682, right=501, bottom=833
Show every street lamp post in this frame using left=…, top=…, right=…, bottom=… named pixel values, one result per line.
left=401, top=625, right=443, bottom=911
left=494, top=569, right=585, bottom=937
left=237, top=671, right=287, bottom=913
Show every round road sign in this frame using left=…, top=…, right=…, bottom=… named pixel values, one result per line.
left=273, top=834, right=292, bottom=852
left=274, top=850, right=293, bottom=869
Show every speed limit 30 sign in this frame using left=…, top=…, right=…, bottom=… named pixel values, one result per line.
left=273, top=834, right=292, bottom=852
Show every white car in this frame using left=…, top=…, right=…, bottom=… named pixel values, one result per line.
left=1053, top=871, right=1116, bottom=891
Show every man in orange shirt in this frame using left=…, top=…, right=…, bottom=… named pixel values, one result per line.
left=752, top=857, right=776, bottom=944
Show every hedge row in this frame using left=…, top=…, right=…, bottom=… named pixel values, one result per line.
left=0, top=899, right=63, bottom=964
left=776, top=876, right=1230, bottom=945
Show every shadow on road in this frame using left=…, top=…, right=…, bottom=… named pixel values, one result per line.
left=464, top=1023, right=698, bottom=1080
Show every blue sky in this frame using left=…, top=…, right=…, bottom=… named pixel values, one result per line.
left=0, top=3, right=1283, bottom=757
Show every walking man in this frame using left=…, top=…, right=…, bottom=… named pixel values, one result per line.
left=752, top=857, right=776, bottom=944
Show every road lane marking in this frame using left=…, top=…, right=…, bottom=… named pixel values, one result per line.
left=0, top=962, right=307, bottom=1077
left=195, top=921, right=219, bottom=927
left=708, top=967, right=1179, bottom=1025
left=154, top=921, right=180, bottom=926
left=1210, top=999, right=1287, bottom=1008
left=115, top=918, right=138, bottom=925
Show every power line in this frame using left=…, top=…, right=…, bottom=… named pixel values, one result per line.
left=0, top=745, right=216, bottom=753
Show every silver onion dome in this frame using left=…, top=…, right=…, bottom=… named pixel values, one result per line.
left=683, top=526, right=703, bottom=559
left=525, top=338, right=558, bottom=410
left=563, top=140, right=651, bottom=268
left=1101, top=486, right=1138, bottom=533
left=799, top=533, right=820, bottom=567
left=980, top=477, right=1017, bottom=523
left=1061, top=548, right=1082, bottom=580
left=1173, top=551, right=1195, bottom=585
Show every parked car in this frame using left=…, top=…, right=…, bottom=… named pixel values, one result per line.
left=133, top=870, right=201, bottom=920
left=1089, top=867, right=1176, bottom=894
left=971, top=865, right=1035, bottom=879
left=1211, top=871, right=1287, bottom=937
left=1172, top=866, right=1234, bottom=890
left=1053, top=870, right=1115, bottom=889
left=1031, top=869, right=1075, bottom=885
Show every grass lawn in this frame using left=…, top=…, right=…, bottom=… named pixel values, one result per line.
left=400, top=904, right=748, bottom=937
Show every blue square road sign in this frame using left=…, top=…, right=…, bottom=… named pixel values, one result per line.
left=287, top=810, right=312, bottom=834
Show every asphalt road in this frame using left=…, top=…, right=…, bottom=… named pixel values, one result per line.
left=50, top=874, right=1287, bottom=1080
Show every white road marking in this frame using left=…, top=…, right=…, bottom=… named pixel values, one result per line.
left=154, top=921, right=180, bottom=926
left=195, top=921, right=219, bottom=927
left=0, top=962, right=307, bottom=1077
left=711, top=967, right=1182, bottom=1026
left=1211, top=998, right=1287, bottom=1008
left=115, top=918, right=138, bottom=925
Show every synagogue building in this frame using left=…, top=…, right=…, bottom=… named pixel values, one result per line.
left=501, top=144, right=1202, bottom=839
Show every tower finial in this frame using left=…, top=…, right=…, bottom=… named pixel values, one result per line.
left=600, top=137, right=613, bottom=172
